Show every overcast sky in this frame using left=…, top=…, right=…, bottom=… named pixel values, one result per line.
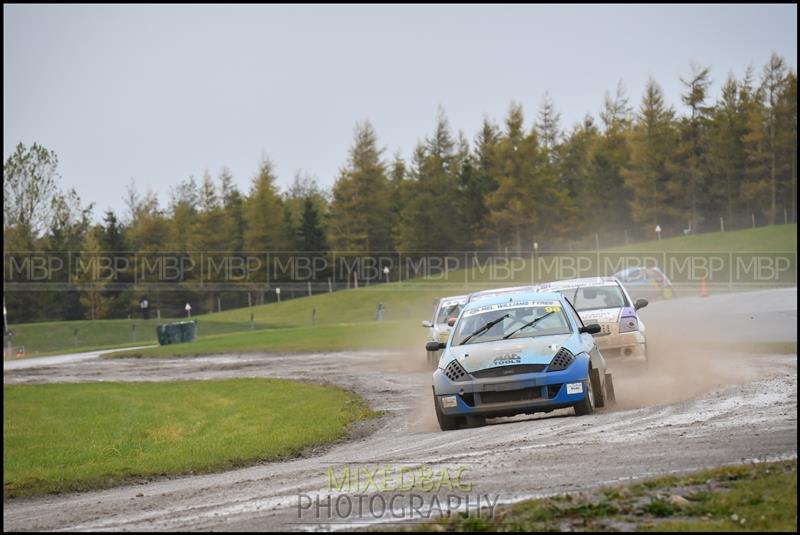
left=4, top=4, right=797, bottom=220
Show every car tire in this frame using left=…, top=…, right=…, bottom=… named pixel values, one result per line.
left=604, top=372, right=616, bottom=406
left=573, top=378, right=594, bottom=416
left=433, top=391, right=460, bottom=431
left=590, top=367, right=605, bottom=408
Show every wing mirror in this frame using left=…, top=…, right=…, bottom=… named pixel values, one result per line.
left=426, top=341, right=446, bottom=351
left=447, top=317, right=457, bottom=327
left=421, top=320, right=433, bottom=328
left=579, top=323, right=602, bottom=335
left=634, top=298, right=648, bottom=311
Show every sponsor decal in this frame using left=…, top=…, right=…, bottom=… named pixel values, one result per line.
left=492, top=352, right=521, bottom=366
left=464, top=300, right=561, bottom=317
left=566, top=382, right=583, bottom=394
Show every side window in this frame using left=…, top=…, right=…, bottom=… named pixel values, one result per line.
left=563, top=298, right=584, bottom=329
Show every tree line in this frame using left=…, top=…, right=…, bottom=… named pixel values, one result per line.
left=3, top=54, right=796, bottom=322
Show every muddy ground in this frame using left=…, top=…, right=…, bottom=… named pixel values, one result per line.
left=3, top=288, right=797, bottom=531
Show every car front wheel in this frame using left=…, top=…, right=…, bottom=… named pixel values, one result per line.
left=573, top=377, right=594, bottom=416
left=433, top=391, right=460, bottom=431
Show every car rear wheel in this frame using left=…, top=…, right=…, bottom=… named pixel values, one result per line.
left=433, top=390, right=460, bottom=431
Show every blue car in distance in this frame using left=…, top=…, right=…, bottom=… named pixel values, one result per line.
left=428, top=291, right=615, bottom=431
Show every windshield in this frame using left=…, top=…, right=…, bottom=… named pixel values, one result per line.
left=436, top=302, right=464, bottom=324
left=558, top=285, right=629, bottom=311
left=453, top=301, right=571, bottom=345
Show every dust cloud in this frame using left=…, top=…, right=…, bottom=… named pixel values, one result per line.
left=615, top=289, right=796, bottom=409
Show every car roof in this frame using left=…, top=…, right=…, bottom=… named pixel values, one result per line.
left=462, top=290, right=563, bottom=311
left=534, top=277, right=621, bottom=291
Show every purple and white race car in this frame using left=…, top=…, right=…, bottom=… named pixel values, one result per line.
left=534, top=277, right=649, bottom=364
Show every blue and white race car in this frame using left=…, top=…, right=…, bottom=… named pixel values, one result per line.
left=428, top=290, right=614, bottom=431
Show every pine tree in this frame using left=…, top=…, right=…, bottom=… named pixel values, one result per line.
left=588, top=82, right=634, bottom=238
left=219, top=167, right=246, bottom=253
left=761, top=53, right=789, bottom=224
left=678, top=63, right=713, bottom=231
left=776, top=72, right=797, bottom=222
left=394, top=109, right=466, bottom=251
left=709, top=73, right=747, bottom=225
left=243, top=158, right=286, bottom=251
left=557, top=117, right=599, bottom=237
left=622, top=78, right=679, bottom=232
left=535, top=93, right=562, bottom=165
left=741, top=66, right=771, bottom=222
left=463, top=118, right=500, bottom=248
left=485, top=102, right=561, bottom=249
left=328, top=121, right=393, bottom=252
left=189, top=170, right=228, bottom=253
left=298, top=197, right=328, bottom=252
left=600, top=80, right=633, bottom=132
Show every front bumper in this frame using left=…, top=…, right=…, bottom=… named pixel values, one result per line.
left=433, top=360, right=590, bottom=418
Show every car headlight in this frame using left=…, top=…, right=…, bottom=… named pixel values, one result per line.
left=619, top=316, right=638, bottom=333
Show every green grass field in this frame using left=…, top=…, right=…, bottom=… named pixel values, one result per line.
left=5, top=224, right=796, bottom=358
left=405, top=460, right=797, bottom=532
left=3, top=378, right=378, bottom=497
left=608, top=223, right=797, bottom=253
left=107, top=319, right=429, bottom=358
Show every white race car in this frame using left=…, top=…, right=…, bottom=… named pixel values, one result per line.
left=422, top=295, right=468, bottom=368
left=534, top=277, right=649, bottom=364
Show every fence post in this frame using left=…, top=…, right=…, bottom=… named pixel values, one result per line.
left=720, top=216, right=724, bottom=233
left=752, top=213, right=756, bottom=228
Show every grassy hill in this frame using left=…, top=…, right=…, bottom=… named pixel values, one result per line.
left=5, top=224, right=796, bottom=358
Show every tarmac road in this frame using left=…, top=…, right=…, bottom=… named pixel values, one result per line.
left=3, top=288, right=797, bottom=531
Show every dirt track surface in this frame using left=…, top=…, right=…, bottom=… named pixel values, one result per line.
left=3, top=288, right=797, bottom=531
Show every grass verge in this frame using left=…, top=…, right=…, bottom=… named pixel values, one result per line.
left=106, top=319, right=427, bottom=358
left=3, top=378, right=379, bottom=498
left=404, top=460, right=797, bottom=532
